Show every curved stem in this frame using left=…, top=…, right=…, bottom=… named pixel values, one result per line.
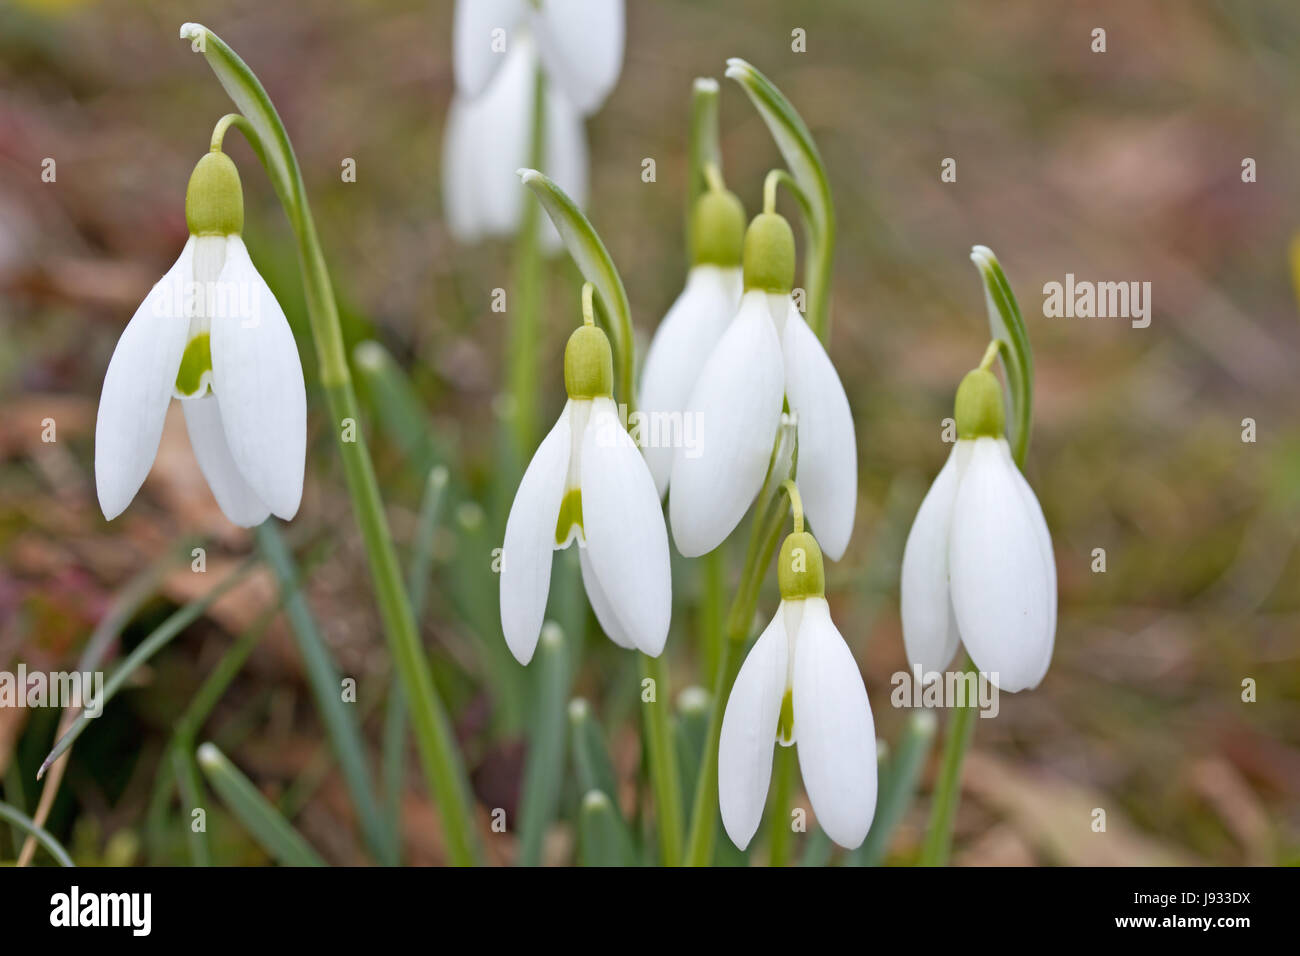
left=780, top=478, right=804, bottom=533
left=581, top=282, right=595, bottom=327
left=183, top=23, right=480, bottom=864
left=209, top=112, right=255, bottom=153
left=0, top=801, right=74, bottom=867
left=919, top=658, right=977, bottom=866
left=978, top=339, right=1001, bottom=372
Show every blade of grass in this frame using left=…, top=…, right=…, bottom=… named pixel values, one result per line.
left=578, top=790, right=635, bottom=867
left=850, top=711, right=936, bottom=866
left=196, top=742, right=325, bottom=867
left=0, top=800, right=74, bottom=866
left=171, top=747, right=212, bottom=867
left=516, top=623, right=570, bottom=866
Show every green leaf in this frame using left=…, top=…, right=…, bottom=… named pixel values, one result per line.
left=516, top=624, right=571, bottom=866
left=353, top=340, right=452, bottom=480
left=970, top=245, right=1034, bottom=467
left=256, top=523, right=393, bottom=865
left=568, top=698, right=621, bottom=804
left=518, top=168, right=636, bottom=408
left=725, top=58, right=836, bottom=339
left=0, top=800, right=74, bottom=867
left=849, top=710, right=936, bottom=866
left=578, top=790, right=635, bottom=867
left=686, top=77, right=721, bottom=264
left=196, top=743, right=325, bottom=866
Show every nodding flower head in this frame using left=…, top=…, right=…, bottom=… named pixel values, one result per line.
left=900, top=361, right=1057, bottom=692
left=668, top=210, right=857, bottom=561
left=94, top=149, right=306, bottom=527
left=500, top=285, right=671, bottom=664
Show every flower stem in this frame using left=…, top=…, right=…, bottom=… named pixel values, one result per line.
left=766, top=744, right=796, bottom=866
left=641, top=652, right=683, bottom=865
left=209, top=112, right=254, bottom=153
left=189, top=33, right=481, bottom=864
left=919, top=659, right=977, bottom=865
left=508, top=65, right=548, bottom=461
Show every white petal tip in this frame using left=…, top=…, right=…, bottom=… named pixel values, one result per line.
left=693, top=77, right=719, bottom=93
left=179, top=22, right=203, bottom=40
left=517, top=168, right=539, bottom=182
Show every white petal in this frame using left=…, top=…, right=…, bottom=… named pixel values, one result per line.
left=539, top=81, right=588, bottom=254
left=792, top=597, right=877, bottom=849
left=533, top=0, right=624, bottom=114
left=638, top=266, right=742, bottom=497
left=1006, top=449, right=1058, bottom=687
left=899, top=443, right=967, bottom=677
left=453, top=0, right=527, bottom=97
left=182, top=395, right=271, bottom=527
left=782, top=305, right=856, bottom=560
left=948, top=438, right=1055, bottom=692
left=500, top=404, right=573, bottom=664
left=580, top=398, right=672, bottom=656
left=669, top=290, right=785, bottom=557
left=94, top=239, right=195, bottom=520
left=442, top=33, right=536, bottom=241
left=208, top=237, right=306, bottom=520
left=578, top=546, right=635, bottom=650
left=718, top=607, right=788, bottom=851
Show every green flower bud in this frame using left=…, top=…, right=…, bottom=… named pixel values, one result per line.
left=185, top=151, right=244, bottom=237
left=691, top=188, right=745, bottom=267
left=777, top=530, right=825, bottom=601
left=564, top=324, right=614, bottom=400
left=954, top=368, right=1005, bottom=439
left=742, top=212, right=795, bottom=294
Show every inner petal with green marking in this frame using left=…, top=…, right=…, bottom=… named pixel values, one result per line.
left=776, top=687, right=795, bottom=746
left=555, top=487, right=584, bottom=548
left=174, top=332, right=213, bottom=398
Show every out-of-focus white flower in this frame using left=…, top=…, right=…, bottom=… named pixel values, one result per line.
left=94, top=151, right=305, bottom=528
left=638, top=186, right=746, bottom=496
left=443, top=0, right=624, bottom=248
left=719, top=525, right=877, bottom=850
left=500, top=292, right=670, bottom=663
left=900, top=366, right=1056, bottom=692
left=669, top=211, right=856, bottom=560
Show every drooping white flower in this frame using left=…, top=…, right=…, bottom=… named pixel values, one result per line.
left=443, top=0, right=624, bottom=248
left=900, top=366, right=1056, bottom=692
left=719, top=526, right=877, bottom=850
left=500, top=300, right=671, bottom=663
left=638, top=186, right=746, bottom=496
left=669, top=212, right=856, bottom=560
left=94, top=151, right=305, bottom=528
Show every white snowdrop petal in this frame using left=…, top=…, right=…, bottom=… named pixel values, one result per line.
left=500, top=404, right=573, bottom=664
left=792, top=597, right=877, bottom=850
left=718, top=608, right=789, bottom=851
left=533, top=0, right=624, bottom=114
left=638, top=266, right=742, bottom=497
left=781, top=305, right=857, bottom=560
left=669, top=290, right=785, bottom=557
left=94, top=239, right=195, bottom=520
left=441, top=97, right=483, bottom=244
left=1005, top=444, right=1057, bottom=687
left=900, top=444, right=963, bottom=677
left=948, top=437, right=1055, bottom=692
left=208, top=237, right=306, bottom=521
left=581, top=398, right=672, bottom=656
left=578, top=546, right=635, bottom=649
left=182, top=395, right=271, bottom=528
left=453, top=0, right=527, bottom=97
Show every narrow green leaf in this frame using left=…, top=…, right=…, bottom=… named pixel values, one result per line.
left=0, top=800, right=74, bottom=867
left=568, top=698, right=621, bottom=804
left=518, top=168, right=636, bottom=407
left=353, top=340, right=451, bottom=479
left=849, top=710, right=937, bottom=866
left=516, top=624, right=571, bottom=866
left=800, top=826, right=833, bottom=867
left=674, top=686, right=710, bottom=812
left=970, top=245, right=1033, bottom=466
left=578, top=790, right=635, bottom=867
left=257, top=523, right=393, bottom=865
left=37, top=558, right=258, bottom=779
left=196, top=743, right=325, bottom=867
left=171, top=747, right=212, bottom=867
left=725, top=57, right=835, bottom=338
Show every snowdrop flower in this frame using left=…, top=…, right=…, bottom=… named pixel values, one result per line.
left=719, top=504, right=877, bottom=850
left=670, top=210, right=856, bottom=560
left=443, top=0, right=624, bottom=248
left=94, top=150, right=306, bottom=528
left=500, top=285, right=670, bottom=663
left=900, top=361, right=1056, bottom=692
left=638, top=181, right=745, bottom=495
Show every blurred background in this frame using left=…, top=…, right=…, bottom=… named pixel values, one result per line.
left=1, top=0, right=1298, bottom=865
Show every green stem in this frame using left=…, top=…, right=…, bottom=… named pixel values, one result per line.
left=641, top=652, right=683, bottom=866
left=685, top=77, right=721, bottom=266
left=509, top=64, right=547, bottom=461
left=919, top=661, right=977, bottom=866
left=767, top=745, right=796, bottom=866
left=0, top=801, right=74, bottom=867
left=186, top=29, right=481, bottom=864
left=701, top=549, right=725, bottom=687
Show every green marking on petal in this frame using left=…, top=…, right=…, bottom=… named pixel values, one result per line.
left=555, top=488, right=584, bottom=547
left=777, top=688, right=795, bottom=746
left=175, top=333, right=213, bottom=397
